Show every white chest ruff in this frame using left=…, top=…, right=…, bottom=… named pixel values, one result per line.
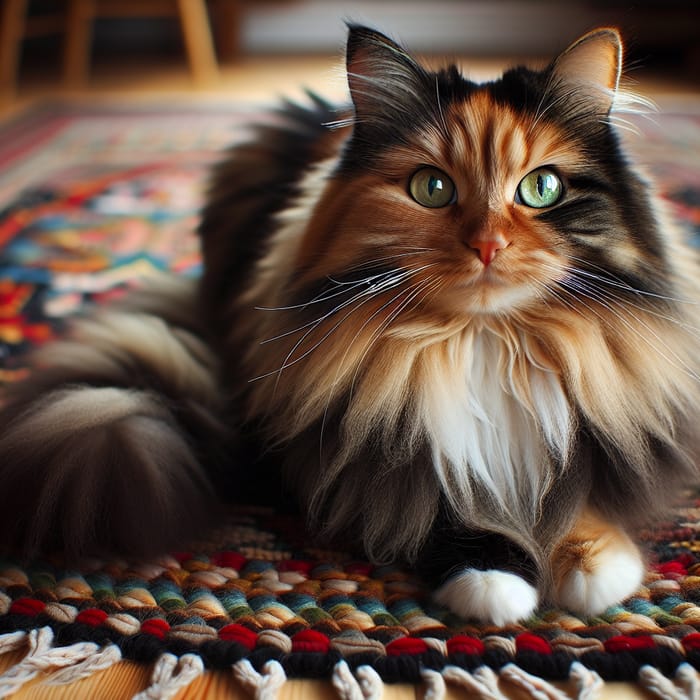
left=418, top=328, right=573, bottom=516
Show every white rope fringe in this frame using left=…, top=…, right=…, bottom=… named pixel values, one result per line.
left=441, top=664, right=507, bottom=699
left=232, top=659, right=287, bottom=700
left=675, top=663, right=700, bottom=700
left=332, top=661, right=383, bottom=700
left=47, top=643, right=122, bottom=685
left=568, top=661, right=603, bottom=700
left=0, top=626, right=112, bottom=697
left=422, top=667, right=446, bottom=699
left=640, top=664, right=700, bottom=700
left=355, top=665, right=383, bottom=699
left=332, top=661, right=364, bottom=700
left=0, top=627, right=53, bottom=697
left=0, top=631, right=28, bottom=656
left=333, top=662, right=595, bottom=700
left=132, top=653, right=204, bottom=700
left=499, top=663, right=570, bottom=700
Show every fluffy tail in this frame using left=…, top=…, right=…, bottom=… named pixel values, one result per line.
left=0, top=276, right=226, bottom=559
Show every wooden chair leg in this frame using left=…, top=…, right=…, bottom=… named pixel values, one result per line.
left=0, top=0, right=28, bottom=101
left=211, top=0, right=243, bottom=62
left=175, top=0, right=218, bottom=86
left=64, top=0, right=95, bottom=87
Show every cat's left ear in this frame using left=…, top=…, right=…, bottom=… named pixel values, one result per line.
left=551, top=28, right=623, bottom=113
left=345, top=24, right=429, bottom=127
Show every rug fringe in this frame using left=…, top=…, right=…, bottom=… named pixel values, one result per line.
left=355, top=665, right=384, bottom=699
left=46, top=644, right=122, bottom=685
left=330, top=662, right=591, bottom=700
left=430, top=662, right=604, bottom=699
left=232, top=659, right=287, bottom=700
left=440, top=664, right=507, bottom=699
left=332, top=661, right=382, bottom=700
left=0, top=630, right=27, bottom=656
left=640, top=663, right=700, bottom=700
left=421, top=668, right=447, bottom=699
left=331, top=661, right=384, bottom=700
left=332, top=660, right=363, bottom=700
left=568, top=661, right=604, bottom=700
left=0, top=626, right=111, bottom=697
left=133, top=653, right=204, bottom=700
left=676, top=663, right=700, bottom=700
left=500, top=663, right=570, bottom=700
left=2, top=628, right=700, bottom=699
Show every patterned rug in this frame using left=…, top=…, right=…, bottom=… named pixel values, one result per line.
left=1, top=98, right=700, bottom=699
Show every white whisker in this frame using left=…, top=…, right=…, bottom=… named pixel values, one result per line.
left=257, top=271, right=400, bottom=343
left=279, top=249, right=434, bottom=308
left=256, top=269, right=397, bottom=315
left=566, top=255, right=700, bottom=305
left=348, top=274, right=442, bottom=398
left=250, top=265, right=436, bottom=383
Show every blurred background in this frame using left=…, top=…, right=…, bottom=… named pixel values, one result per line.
left=1, top=0, right=699, bottom=113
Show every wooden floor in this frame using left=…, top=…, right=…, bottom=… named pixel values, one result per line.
left=0, top=48, right=695, bottom=700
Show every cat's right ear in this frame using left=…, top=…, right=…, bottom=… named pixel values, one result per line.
left=345, top=24, right=428, bottom=127
left=551, top=28, right=623, bottom=113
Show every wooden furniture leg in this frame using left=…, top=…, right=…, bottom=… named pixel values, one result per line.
left=211, top=0, right=243, bottom=62
left=0, top=0, right=28, bottom=100
left=175, top=0, right=219, bottom=86
left=64, top=0, right=95, bottom=87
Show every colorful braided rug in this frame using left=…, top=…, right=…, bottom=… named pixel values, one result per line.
left=0, top=99, right=700, bottom=699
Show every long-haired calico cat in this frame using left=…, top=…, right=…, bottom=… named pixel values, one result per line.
left=0, top=25, right=698, bottom=626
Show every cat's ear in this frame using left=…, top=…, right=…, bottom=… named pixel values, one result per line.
left=551, top=28, right=622, bottom=113
left=345, top=24, right=428, bottom=126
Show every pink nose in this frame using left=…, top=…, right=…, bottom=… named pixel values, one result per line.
left=469, top=235, right=510, bottom=266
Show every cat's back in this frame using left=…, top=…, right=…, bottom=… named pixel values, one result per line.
left=198, top=95, right=349, bottom=339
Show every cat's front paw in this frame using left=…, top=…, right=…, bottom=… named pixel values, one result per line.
left=433, top=568, right=538, bottom=625
left=551, top=520, right=644, bottom=616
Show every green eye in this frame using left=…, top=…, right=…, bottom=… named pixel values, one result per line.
left=517, top=168, right=563, bottom=208
left=409, top=167, right=456, bottom=208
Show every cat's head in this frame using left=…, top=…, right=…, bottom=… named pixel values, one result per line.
left=292, top=25, right=669, bottom=323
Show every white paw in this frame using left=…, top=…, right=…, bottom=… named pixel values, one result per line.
left=433, top=568, right=538, bottom=625
left=555, top=541, right=644, bottom=616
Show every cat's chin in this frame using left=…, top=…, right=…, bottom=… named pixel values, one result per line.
left=446, top=280, right=538, bottom=316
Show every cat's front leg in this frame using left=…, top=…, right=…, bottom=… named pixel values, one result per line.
left=419, top=529, right=540, bottom=625
left=550, top=508, right=644, bottom=616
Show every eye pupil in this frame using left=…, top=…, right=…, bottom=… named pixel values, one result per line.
left=537, top=175, right=545, bottom=197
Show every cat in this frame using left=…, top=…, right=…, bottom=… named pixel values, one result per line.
left=0, top=24, right=698, bottom=626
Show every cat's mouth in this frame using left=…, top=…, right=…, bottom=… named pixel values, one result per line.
left=464, top=258, right=514, bottom=289
left=448, top=266, right=537, bottom=314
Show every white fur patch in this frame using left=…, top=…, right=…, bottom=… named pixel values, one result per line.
left=555, top=541, right=644, bottom=616
left=420, top=326, right=572, bottom=522
left=434, top=568, right=538, bottom=625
